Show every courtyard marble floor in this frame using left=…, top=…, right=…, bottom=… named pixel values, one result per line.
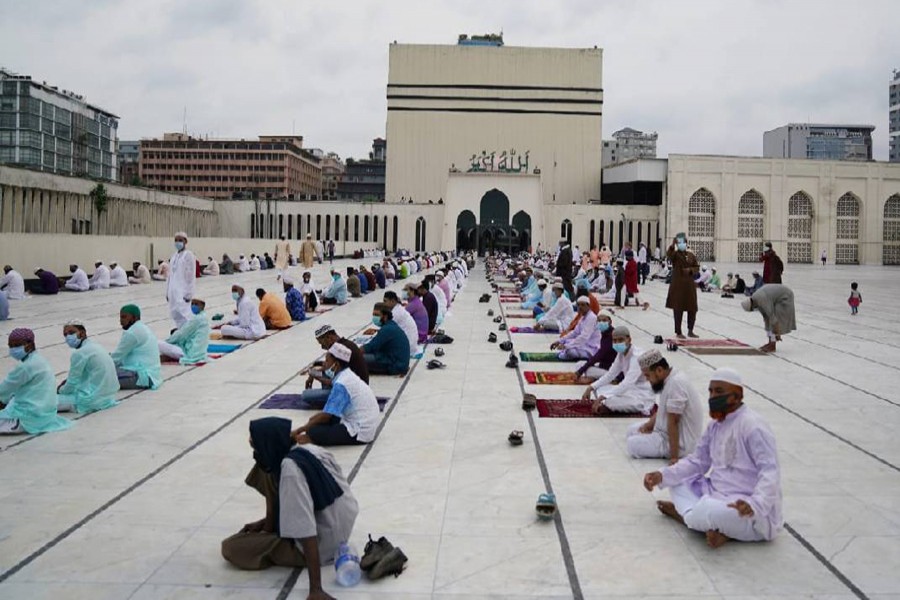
left=0, top=256, right=898, bottom=599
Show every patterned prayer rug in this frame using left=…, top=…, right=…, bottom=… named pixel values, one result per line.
left=536, top=399, right=645, bottom=418
left=518, top=352, right=578, bottom=362
left=260, top=394, right=389, bottom=411
left=523, top=371, right=593, bottom=385
left=508, top=327, right=555, bottom=334
left=505, top=312, right=535, bottom=319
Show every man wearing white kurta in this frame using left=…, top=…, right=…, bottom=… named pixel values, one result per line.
left=167, top=232, right=197, bottom=329
left=221, top=285, right=266, bottom=340
left=536, top=283, right=574, bottom=331
left=0, top=266, right=26, bottom=300
left=89, top=261, right=110, bottom=289
left=274, top=236, right=291, bottom=279
left=109, top=262, right=129, bottom=287
left=584, top=326, right=655, bottom=415
left=626, top=349, right=705, bottom=460
left=383, top=291, right=418, bottom=355
left=202, top=257, right=219, bottom=276
left=65, top=265, right=90, bottom=291
left=129, top=262, right=152, bottom=284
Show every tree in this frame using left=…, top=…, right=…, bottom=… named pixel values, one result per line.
left=90, top=183, right=108, bottom=215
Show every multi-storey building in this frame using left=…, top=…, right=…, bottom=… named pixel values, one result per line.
left=337, top=138, right=386, bottom=202
left=117, top=140, right=139, bottom=185
left=0, top=68, right=119, bottom=180
left=321, top=152, right=344, bottom=201
left=764, top=123, right=875, bottom=161
left=138, top=133, right=321, bottom=200
left=602, top=127, right=658, bottom=166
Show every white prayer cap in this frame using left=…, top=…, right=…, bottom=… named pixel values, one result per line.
left=314, top=324, right=335, bottom=338
left=64, top=319, right=84, bottom=328
left=576, top=296, right=591, bottom=305
left=613, top=325, right=631, bottom=337
left=537, top=279, right=547, bottom=286
left=710, top=367, right=743, bottom=388
left=306, top=233, right=312, bottom=238
left=175, top=231, right=188, bottom=240
left=110, top=260, right=118, bottom=266
left=741, top=298, right=753, bottom=312
left=282, top=275, right=295, bottom=285
left=551, top=282, right=564, bottom=290
left=435, top=272, right=444, bottom=279
left=328, top=342, right=352, bottom=363
left=597, top=309, right=614, bottom=320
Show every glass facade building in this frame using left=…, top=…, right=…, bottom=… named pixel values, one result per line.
left=0, top=69, right=118, bottom=181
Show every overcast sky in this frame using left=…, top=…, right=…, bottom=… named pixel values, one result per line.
left=2, top=0, right=898, bottom=160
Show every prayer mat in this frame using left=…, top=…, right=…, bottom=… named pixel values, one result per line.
left=664, top=338, right=749, bottom=348
left=536, top=399, right=645, bottom=419
left=207, top=343, right=242, bottom=354
left=508, top=326, right=555, bottom=334
left=686, top=346, right=767, bottom=356
left=260, top=394, right=389, bottom=411
left=518, top=352, right=578, bottom=362
left=501, top=299, right=523, bottom=304
left=523, top=371, right=592, bottom=385
left=505, top=312, right=535, bottom=319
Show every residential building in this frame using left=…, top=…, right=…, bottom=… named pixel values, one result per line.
left=118, top=140, right=139, bottom=185
left=138, top=133, right=321, bottom=200
left=890, top=70, right=900, bottom=162
left=337, top=138, right=386, bottom=202
left=763, top=123, right=875, bottom=161
left=602, top=127, right=658, bottom=167
left=0, top=67, right=119, bottom=180
left=321, top=152, right=344, bottom=201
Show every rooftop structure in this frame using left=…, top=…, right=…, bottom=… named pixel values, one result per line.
left=763, top=123, right=875, bottom=161
left=457, top=32, right=504, bottom=46
left=890, top=70, right=900, bottom=162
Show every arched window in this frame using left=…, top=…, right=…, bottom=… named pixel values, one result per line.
left=278, top=214, right=284, bottom=238
left=787, top=191, right=813, bottom=263
left=835, top=193, right=860, bottom=264
left=316, top=214, right=321, bottom=240
left=560, top=219, right=572, bottom=245
left=295, top=214, right=302, bottom=240
left=364, top=215, right=370, bottom=242
left=382, top=216, right=388, bottom=249
left=589, top=220, right=596, bottom=248
left=258, top=214, right=265, bottom=239
left=268, top=214, right=274, bottom=239
left=688, top=188, right=716, bottom=261
left=334, top=214, right=340, bottom=241
left=599, top=221, right=605, bottom=247
left=883, top=195, right=900, bottom=265
left=737, top=190, right=765, bottom=262
left=287, top=213, right=293, bottom=240
left=344, top=215, right=349, bottom=242
left=415, top=216, right=427, bottom=251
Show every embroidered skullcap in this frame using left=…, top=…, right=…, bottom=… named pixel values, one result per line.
left=175, top=231, right=188, bottom=240
left=8, top=328, right=34, bottom=344
left=638, top=349, right=665, bottom=370
left=120, top=304, right=141, bottom=318
left=328, top=342, right=352, bottom=363
left=314, top=324, right=335, bottom=338
left=65, top=319, right=84, bottom=328
left=537, top=279, right=547, bottom=286
left=612, top=325, right=631, bottom=338
left=711, top=367, right=743, bottom=388
left=741, top=297, right=753, bottom=312
left=576, top=295, right=591, bottom=304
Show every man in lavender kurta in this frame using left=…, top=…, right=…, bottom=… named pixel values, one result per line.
left=643, top=367, right=782, bottom=548
left=403, top=284, right=429, bottom=343
left=552, top=296, right=601, bottom=360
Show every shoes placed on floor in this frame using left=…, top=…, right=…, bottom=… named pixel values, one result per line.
left=536, top=492, right=557, bottom=520
left=506, top=355, right=519, bottom=368
left=361, top=535, right=394, bottom=572
left=508, top=430, right=524, bottom=446
left=367, top=547, right=409, bottom=580
left=426, top=359, right=446, bottom=370
left=498, top=323, right=507, bottom=331
left=487, top=309, right=495, bottom=316
left=499, top=340, right=513, bottom=351
left=493, top=315, right=503, bottom=323
left=653, top=335, right=664, bottom=344
left=488, top=332, right=497, bottom=343
left=434, top=347, right=445, bottom=357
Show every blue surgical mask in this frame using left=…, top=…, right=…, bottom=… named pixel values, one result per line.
left=372, top=316, right=382, bottom=327
left=333, top=274, right=340, bottom=281
left=175, top=241, right=185, bottom=251
left=676, top=241, right=687, bottom=251
left=324, top=367, right=336, bottom=379
left=597, top=321, right=610, bottom=332
left=191, top=305, right=201, bottom=315
left=232, top=292, right=240, bottom=301
left=65, top=334, right=81, bottom=349
left=9, top=346, right=27, bottom=361
left=612, top=342, right=628, bottom=354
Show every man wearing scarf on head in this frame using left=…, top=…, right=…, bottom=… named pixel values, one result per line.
left=643, top=367, right=782, bottom=549
left=222, top=417, right=358, bottom=600
left=0, top=328, right=73, bottom=434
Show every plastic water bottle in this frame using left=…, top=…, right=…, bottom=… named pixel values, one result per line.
left=334, top=541, right=361, bottom=587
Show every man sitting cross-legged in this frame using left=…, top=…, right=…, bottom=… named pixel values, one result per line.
left=625, top=349, right=704, bottom=461
left=582, top=326, right=654, bottom=415
left=291, top=342, right=380, bottom=446
left=112, top=304, right=162, bottom=390
left=57, top=320, right=120, bottom=414
left=158, top=299, right=210, bottom=365
left=551, top=296, right=601, bottom=360
left=297, top=325, right=369, bottom=409
left=362, top=303, right=410, bottom=375
left=643, top=367, right=782, bottom=549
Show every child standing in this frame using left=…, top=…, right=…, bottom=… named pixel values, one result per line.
left=848, top=282, right=862, bottom=315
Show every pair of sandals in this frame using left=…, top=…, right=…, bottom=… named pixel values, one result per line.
left=499, top=340, right=513, bottom=352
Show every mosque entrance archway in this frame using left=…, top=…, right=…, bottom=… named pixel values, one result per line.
left=455, top=210, right=477, bottom=251
left=479, top=189, right=510, bottom=229
left=512, top=210, right=532, bottom=253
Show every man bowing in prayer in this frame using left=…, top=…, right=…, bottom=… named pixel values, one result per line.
left=643, top=367, right=782, bottom=548
left=112, top=304, right=163, bottom=390
left=742, top=283, right=796, bottom=353
left=167, top=232, right=197, bottom=328
left=0, top=328, right=73, bottom=434
left=221, top=417, right=358, bottom=600
left=57, top=320, right=120, bottom=414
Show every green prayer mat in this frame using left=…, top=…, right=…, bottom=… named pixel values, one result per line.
left=518, top=352, right=578, bottom=362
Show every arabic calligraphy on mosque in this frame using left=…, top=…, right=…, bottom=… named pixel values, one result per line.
left=461, top=149, right=532, bottom=173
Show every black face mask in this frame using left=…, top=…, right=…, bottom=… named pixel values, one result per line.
left=708, top=393, right=732, bottom=413
left=121, top=321, right=134, bottom=331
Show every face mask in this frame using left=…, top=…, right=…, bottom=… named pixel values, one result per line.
left=333, top=274, right=340, bottom=281
left=676, top=241, right=687, bottom=251
left=764, top=245, right=771, bottom=252
left=232, top=292, right=240, bottom=301
left=65, top=334, right=81, bottom=349
left=372, top=316, right=382, bottom=327
left=400, top=291, right=408, bottom=300
left=191, top=305, right=201, bottom=315
left=9, top=346, right=27, bottom=361
left=708, top=393, right=732, bottom=414
left=612, top=342, right=628, bottom=354
left=597, top=321, right=610, bottom=332
left=175, top=241, right=185, bottom=251
left=324, top=367, right=336, bottom=379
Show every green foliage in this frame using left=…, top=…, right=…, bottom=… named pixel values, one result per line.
left=90, top=183, right=108, bottom=215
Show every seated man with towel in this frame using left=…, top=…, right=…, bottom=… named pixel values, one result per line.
left=581, top=326, right=654, bottom=415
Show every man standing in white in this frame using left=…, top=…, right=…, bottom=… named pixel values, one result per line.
left=583, top=326, right=655, bottom=415
left=167, top=232, right=196, bottom=329
left=626, top=349, right=704, bottom=461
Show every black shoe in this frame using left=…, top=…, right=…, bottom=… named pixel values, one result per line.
left=493, top=316, right=503, bottom=323
left=499, top=341, right=513, bottom=351
left=498, top=324, right=507, bottom=331
left=506, top=357, right=519, bottom=368
left=488, top=332, right=497, bottom=343
left=487, top=309, right=494, bottom=316
left=361, top=535, right=394, bottom=572
left=368, top=547, right=408, bottom=580
left=653, top=335, right=663, bottom=344
left=434, top=347, right=445, bottom=357
left=426, top=359, right=446, bottom=370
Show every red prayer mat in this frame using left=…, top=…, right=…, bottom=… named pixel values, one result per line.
left=524, top=371, right=593, bottom=385
left=664, top=338, right=749, bottom=347
left=536, top=399, right=645, bottom=418
left=505, top=312, right=535, bottom=319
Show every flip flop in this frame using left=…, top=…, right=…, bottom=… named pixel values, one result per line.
left=508, top=430, right=524, bottom=446
left=426, top=359, right=446, bottom=370
left=536, top=492, right=557, bottom=520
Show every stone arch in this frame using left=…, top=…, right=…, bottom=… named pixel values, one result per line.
left=835, top=193, right=861, bottom=264
left=688, top=188, right=716, bottom=261
left=560, top=218, right=572, bottom=246
left=512, top=210, right=532, bottom=252
left=737, top=189, right=765, bottom=262
left=479, top=188, right=509, bottom=227
left=883, top=195, right=900, bottom=265
left=415, top=216, right=426, bottom=252
left=787, top=191, right=813, bottom=263
left=456, top=210, right=477, bottom=251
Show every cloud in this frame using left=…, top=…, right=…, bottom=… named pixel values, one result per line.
left=1, top=0, right=897, bottom=160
